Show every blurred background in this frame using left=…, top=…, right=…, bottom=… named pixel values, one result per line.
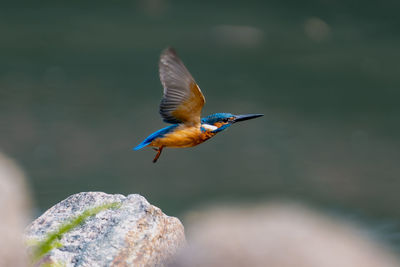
left=1, top=0, right=399, bottom=251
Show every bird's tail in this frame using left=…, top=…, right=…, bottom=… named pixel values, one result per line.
left=133, top=124, right=178, bottom=151
left=133, top=140, right=151, bottom=150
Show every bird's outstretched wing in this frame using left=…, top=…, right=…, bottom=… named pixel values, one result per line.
left=159, top=47, right=205, bottom=124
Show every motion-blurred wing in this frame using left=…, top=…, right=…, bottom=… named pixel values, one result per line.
left=159, top=47, right=205, bottom=124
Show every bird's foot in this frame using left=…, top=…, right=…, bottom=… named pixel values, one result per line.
left=152, top=146, right=164, bottom=163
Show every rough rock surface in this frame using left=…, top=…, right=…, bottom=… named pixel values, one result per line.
left=26, top=192, right=185, bottom=267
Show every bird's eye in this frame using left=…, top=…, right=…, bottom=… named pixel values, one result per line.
left=223, top=118, right=229, bottom=123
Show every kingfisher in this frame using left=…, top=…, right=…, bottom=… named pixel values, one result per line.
left=134, top=48, right=263, bottom=163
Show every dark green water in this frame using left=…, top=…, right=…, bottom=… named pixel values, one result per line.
left=1, top=0, right=400, bottom=248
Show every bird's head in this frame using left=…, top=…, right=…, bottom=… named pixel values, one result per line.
left=201, top=113, right=263, bottom=133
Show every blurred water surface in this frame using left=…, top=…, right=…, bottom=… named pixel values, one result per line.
left=1, top=0, right=400, bottom=248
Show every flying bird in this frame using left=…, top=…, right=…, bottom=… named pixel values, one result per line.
left=134, top=48, right=263, bottom=163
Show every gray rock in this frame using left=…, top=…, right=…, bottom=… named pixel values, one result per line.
left=0, top=152, right=31, bottom=267
left=171, top=202, right=400, bottom=267
left=26, top=192, right=185, bottom=267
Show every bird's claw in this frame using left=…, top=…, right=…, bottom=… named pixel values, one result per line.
left=152, top=146, right=164, bottom=163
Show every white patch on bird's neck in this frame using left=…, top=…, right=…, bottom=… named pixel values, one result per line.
left=201, top=124, right=218, bottom=131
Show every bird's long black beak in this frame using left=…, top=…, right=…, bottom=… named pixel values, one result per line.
left=233, top=114, right=264, bottom=123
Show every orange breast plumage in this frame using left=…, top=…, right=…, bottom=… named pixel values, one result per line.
left=150, top=124, right=215, bottom=148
